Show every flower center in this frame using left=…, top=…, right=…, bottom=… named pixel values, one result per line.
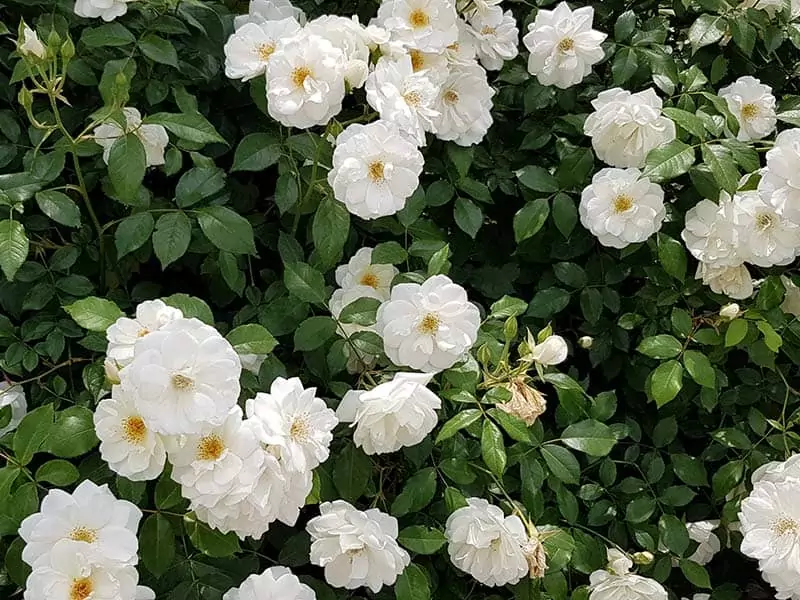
left=772, top=516, right=800, bottom=536
left=197, top=435, right=225, bottom=461
left=558, top=37, right=575, bottom=52
left=481, top=26, right=496, bottom=36
left=612, top=194, right=634, bottom=213
left=70, top=577, right=93, bottom=600
left=443, top=89, right=459, bottom=105
left=258, top=42, right=276, bottom=61
left=755, top=212, right=776, bottom=231
left=292, top=66, right=312, bottom=88
left=171, top=373, right=195, bottom=391
left=69, top=527, right=98, bottom=544
left=741, top=103, right=759, bottom=121
left=409, top=49, right=425, bottom=72
left=346, top=547, right=366, bottom=557
left=360, top=271, right=380, bottom=288
left=409, top=9, right=430, bottom=28
left=136, top=328, right=150, bottom=338
left=290, top=416, right=310, bottom=442
left=448, top=42, right=460, bottom=52
left=418, top=313, right=440, bottom=335
left=368, top=161, right=386, bottom=183
left=403, top=91, right=421, bottom=107
left=489, top=536, right=502, bottom=551
left=122, top=416, right=147, bottom=445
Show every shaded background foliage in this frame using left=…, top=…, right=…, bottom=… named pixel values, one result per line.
left=0, top=0, right=799, bottom=598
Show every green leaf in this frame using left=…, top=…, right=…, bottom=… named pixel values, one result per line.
left=673, top=454, right=709, bottom=486
left=688, top=14, right=727, bottom=52
left=145, top=112, right=226, bottom=145
left=312, top=197, right=350, bottom=269
left=338, top=297, right=381, bottom=326
left=712, top=459, right=744, bottom=498
left=140, top=514, right=175, bottom=577
left=163, top=293, right=214, bottom=324
left=626, top=496, right=656, bottom=523
left=294, top=316, right=336, bottom=351
left=659, top=514, right=690, bottom=555
left=278, top=532, right=311, bottom=567
left=184, top=514, right=240, bottom=557
left=334, top=442, right=371, bottom=502
left=435, top=409, right=482, bottom=443
left=139, top=33, right=179, bottom=67
left=658, top=233, right=687, bottom=281
left=516, top=166, right=558, bottom=193
left=426, top=180, right=454, bottom=207
left=643, top=140, right=695, bottom=182
left=481, top=418, right=507, bottom=477
left=487, top=408, right=532, bottom=443
left=453, top=197, right=483, bottom=238
left=153, top=212, right=191, bottom=268
left=757, top=320, right=783, bottom=352
left=35, top=460, right=79, bottom=486
left=580, top=288, right=603, bottom=324
left=561, top=419, right=617, bottom=456
left=0, top=220, right=29, bottom=281
left=81, top=23, right=136, bottom=47
left=197, top=206, right=255, bottom=255
left=47, top=406, right=99, bottom=458
left=541, top=445, right=580, bottom=485
left=232, top=133, right=281, bottom=172
left=725, top=319, right=748, bottom=346
left=155, top=474, right=184, bottom=510
left=372, top=241, right=407, bottom=264
left=701, top=144, right=739, bottom=194
left=115, top=212, right=154, bottom=258
left=13, top=404, right=54, bottom=466
left=226, top=324, right=278, bottom=355
left=552, top=193, right=577, bottom=238
left=650, top=360, right=684, bottom=407
left=391, top=468, right=437, bottom=517
left=662, top=107, right=707, bottom=138
left=528, top=287, right=570, bottom=318
left=176, top=167, right=226, bottom=208
left=398, top=526, right=447, bottom=554
left=64, top=296, right=124, bottom=331
left=554, top=262, right=587, bottom=288
left=683, top=350, right=716, bottom=388
left=612, top=47, right=639, bottom=85
left=108, top=133, right=146, bottom=202
left=35, top=190, right=81, bottom=228
left=680, top=559, right=712, bottom=588
left=284, top=262, right=328, bottom=305
left=395, top=564, right=431, bottom=600
left=637, top=335, right=683, bottom=359
left=615, top=10, right=637, bottom=41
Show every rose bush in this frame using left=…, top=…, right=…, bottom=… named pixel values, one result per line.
left=2, top=0, right=800, bottom=599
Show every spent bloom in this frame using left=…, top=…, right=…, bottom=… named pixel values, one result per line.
left=445, top=497, right=530, bottom=586
left=94, top=108, right=169, bottom=168
left=222, top=566, right=315, bottom=600
left=467, top=7, right=519, bottom=71
left=328, top=120, right=425, bottom=219
left=719, top=76, right=777, bottom=141
left=697, top=262, right=755, bottom=300
left=336, top=372, right=442, bottom=454
left=499, top=378, right=547, bottom=425
left=94, top=384, right=167, bottom=481
left=224, top=19, right=302, bottom=81
left=121, top=317, right=242, bottom=436
left=266, top=31, right=346, bottom=129
left=522, top=2, right=606, bottom=89
left=74, top=0, right=133, bottom=21
left=245, top=376, right=338, bottom=472
left=584, top=88, right=676, bottom=168
left=106, top=299, right=183, bottom=368
left=580, top=167, right=666, bottom=248
left=376, top=274, right=481, bottom=373
left=307, top=500, right=410, bottom=592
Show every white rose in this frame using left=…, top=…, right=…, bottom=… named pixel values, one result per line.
left=74, top=0, right=134, bottom=22
left=579, top=167, right=666, bottom=248
left=20, top=24, right=46, bottom=59
left=307, top=500, right=410, bottom=592
left=335, top=247, right=398, bottom=298
left=432, top=62, right=495, bottom=147
left=106, top=299, right=183, bottom=368
left=718, top=76, right=777, bottom=142
left=758, top=128, right=800, bottom=222
left=328, top=120, right=424, bottom=219
left=588, top=567, right=668, bottom=600
left=730, top=190, right=799, bottom=267
left=696, top=262, right=754, bottom=300
left=305, top=15, right=376, bottom=88
left=19, top=480, right=141, bottom=569
left=223, top=566, right=315, bottom=600
left=223, top=18, right=301, bottom=81
left=522, top=1, right=606, bottom=89
left=781, top=276, right=800, bottom=318
left=239, top=353, right=267, bottom=375
left=681, top=196, right=741, bottom=267
left=584, top=88, right=676, bottom=168
left=467, top=6, right=519, bottom=71
left=336, top=372, right=441, bottom=454
left=0, top=381, right=26, bottom=438
left=94, top=108, right=169, bottom=168
left=719, top=303, right=741, bottom=320
left=686, top=520, right=721, bottom=565
left=445, top=497, right=530, bottom=586
left=375, top=0, right=459, bottom=52
left=234, top=0, right=306, bottom=29
left=531, top=334, right=569, bottom=366
left=376, top=274, right=481, bottom=373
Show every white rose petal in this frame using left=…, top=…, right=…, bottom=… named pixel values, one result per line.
left=375, top=0, right=459, bottom=52
left=781, top=276, right=800, bottom=318
left=531, top=335, right=569, bottom=366
left=106, top=299, right=183, bottom=369
left=74, top=0, right=133, bottom=22
left=20, top=24, right=46, bottom=59
left=224, top=19, right=301, bottom=82
left=696, top=262, right=755, bottom=300
left=467, top=6, right=519, bottom=71
left=234, top=0, right=306, bottom=29
left=0, top=381, right=27, bottom=438
left=432, top=62, right=495, bottom=147
left=94, top=108, right=169, bottom=168
left=719, top=76, right=777, bottom=142
left=223, top=566, right=315, bottom=600
left=686, top=520, right=721, bottom=565
left=758, top=128, right=800, bottom=222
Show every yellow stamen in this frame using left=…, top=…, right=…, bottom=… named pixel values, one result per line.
left=756, top=212, right=775, bottom=231
left=741, top=103, right=759, bottom=120
left=481, top=26, right=496, bottom=35
left=418, top=313, right=440, bottom=335
left=290, top=416, right=310, bottom=442
left=409, top=9, right=430, bottom=28
left=403, top=91, right=421, bottom=107
left=171, top=373, right=194, bottom=390
left=612, top=194, right=633, bottom=213
left=409, top=49, right=425, bottom=72
left=773, top=516, right=799, bottom=536
left=122, top=416, right=147, bottom=445
left=292, top=66, right=312, bottom=88
left=70, top=578, right=93, bottom=600
left=69, top=527, right=98, bottom=544
left=443, top=89, right=459, bottom=105
left=558, top=38, right=575, bottom=52
left=368, top=161, right=385, bottom=182
left=259, top=43, right=276, bottom=61
left=197, top=435, right=225, bottom=461
left=360, top=272, right=380, bottom=288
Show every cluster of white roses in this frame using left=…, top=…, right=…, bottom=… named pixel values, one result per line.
left=96, top=299, right=338, bottom=540
left=740, top=454, right=800, bottom=599
left=223, top=0, right=519, bottom=220
left=680, top=77, right=800, bottom=299
left=19, top=481, right=152, bottom=600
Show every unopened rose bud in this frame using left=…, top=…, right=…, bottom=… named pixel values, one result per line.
left=104, top=358, right=121, bottom=385
left=720, top=303, right=740, bottom=320
left=61, top=37, right=75, bottom=60
left=523, top=537, right=547, bottom=579
left=531, top=334, right=568, bottom=366
left=499, top=378, right=546, bottom=426
left=503, top=316, right=518, bottom=341
left=578, top=335, right=593, bottom=349
left=632, top=551, right=654, bottom=565
left=19, top=23, right=47, bottom=60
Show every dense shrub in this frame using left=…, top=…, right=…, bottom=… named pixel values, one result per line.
left=1, top=0, right=800, bottom=599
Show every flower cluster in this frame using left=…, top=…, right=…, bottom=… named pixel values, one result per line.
left=19, top=481, right=152, bottom=600
left=96, top=299, right=338, bottom=539
left=739, top=454, right=800, bottom=598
